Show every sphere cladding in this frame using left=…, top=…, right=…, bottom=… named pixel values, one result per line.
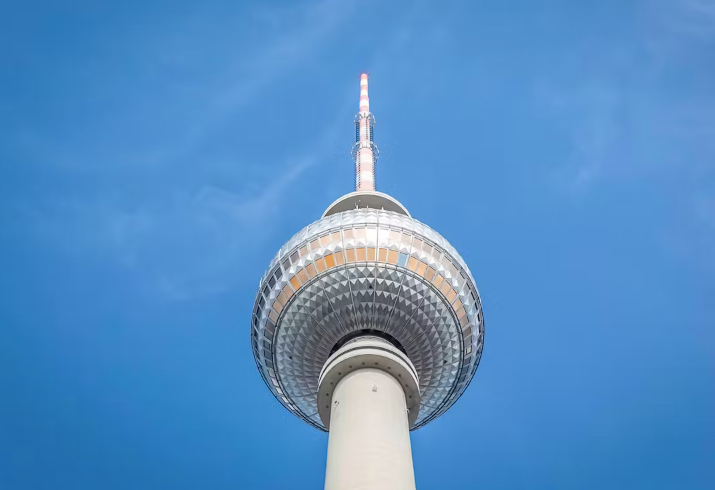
left=251, top=208, right=484, bottom=431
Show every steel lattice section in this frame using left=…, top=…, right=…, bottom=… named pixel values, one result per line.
left=251, top=208, right=484, bottom=431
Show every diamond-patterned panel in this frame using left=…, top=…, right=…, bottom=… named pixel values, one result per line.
left=252, top=208, right=485, bottom=431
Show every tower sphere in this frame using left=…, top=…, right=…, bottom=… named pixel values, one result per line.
left=251, top=194, right=484, bottom=430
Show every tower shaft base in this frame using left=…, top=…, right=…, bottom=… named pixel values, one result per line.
left=318, top=336, right=420, bottom=490
left=324, top=368, right=416, bottom=490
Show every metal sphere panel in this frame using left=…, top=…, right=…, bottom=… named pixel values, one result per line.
left=250, top=208, right=484, bottom=431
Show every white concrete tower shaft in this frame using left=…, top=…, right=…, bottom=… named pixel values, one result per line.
left=354, top=73, right=377, bottom=191
left=318, top=337, right=420, bottom=490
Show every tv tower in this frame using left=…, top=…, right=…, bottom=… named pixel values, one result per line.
left=251, top=74, right=484, bottom=490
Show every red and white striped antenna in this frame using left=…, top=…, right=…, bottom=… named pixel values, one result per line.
left=353, top=73, right=378, bottom=191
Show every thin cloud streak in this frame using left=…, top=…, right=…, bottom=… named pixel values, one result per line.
left=3, top=0, right=362, bottom=172
left=653, top=0, right=715, bottom=41
left=660, top=194, right=715, bottom=274
left=547, top=84, right=621, bottom=192
left=12, top=0, right=371, bottom=300
left=544, top=77, right=714, bottom=193
left=638, top=0, right=715, bottom=65
left=539, top=20, right=714, bottom=193
left=29, top=157, right=314, bottom=300
left=174, top=0, right=361, bottom=164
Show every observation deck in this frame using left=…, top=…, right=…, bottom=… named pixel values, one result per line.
left=251, top=200, right=484, bottom=431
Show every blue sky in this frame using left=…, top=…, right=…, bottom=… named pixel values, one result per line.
left=1, top=0, right=713, bottom=488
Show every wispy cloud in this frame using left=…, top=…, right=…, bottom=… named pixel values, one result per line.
left=543, top=80, right=714, bottom=194
left=660, top=194, right=715, bottom=274
left=535, top=1, right=715, bottom=273
left=637, top=0, right=715, bottom=67
left=538, top=1, right=715, bottom=193
left=4, top=0, right=361, bottom=172
left=544, top=83, right=622, bottom=192
left=695, top=195, right=715, bottom=229
left=643, top=0, right=715, bottom=42
left=10, top=0, right=371, bottom=300
left=174, top=0, right=362, bottom=162
left=30, top=158, right=314, bottom=300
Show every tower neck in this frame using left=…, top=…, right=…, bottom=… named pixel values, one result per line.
left=318, top=336, right=419, bottom=490
left=354, top=73, right=378, bottom=191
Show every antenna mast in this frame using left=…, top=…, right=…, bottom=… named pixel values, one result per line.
left=353, top=73, right=378, bottom=191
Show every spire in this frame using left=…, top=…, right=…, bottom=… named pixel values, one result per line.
left=353, top=73, right=378, bottom=191
left=359, top=73, right=370, bottom=114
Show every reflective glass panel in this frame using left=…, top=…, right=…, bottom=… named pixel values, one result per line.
left=324, top=254, right=336, bottom=268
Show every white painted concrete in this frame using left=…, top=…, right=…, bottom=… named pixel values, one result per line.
left=320, top=337, right=418, bottom=490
